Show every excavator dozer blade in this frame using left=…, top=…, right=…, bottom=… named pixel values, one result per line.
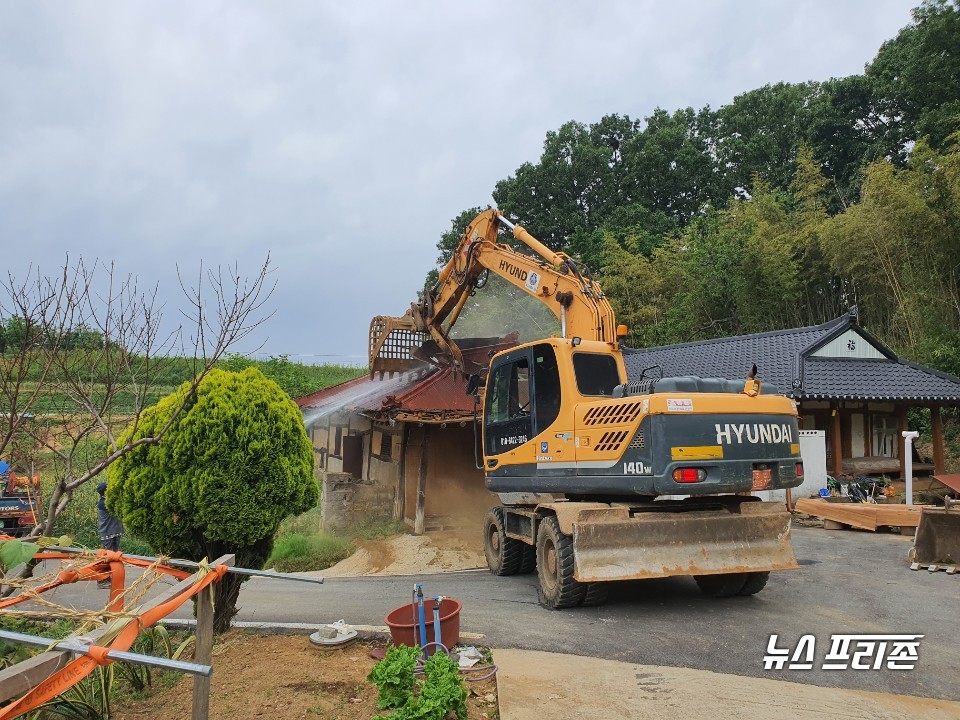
left=910, top=507, right=960, bottom=566
left=571, top=501, right=798, bottom=582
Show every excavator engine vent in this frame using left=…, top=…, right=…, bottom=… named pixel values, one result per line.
left=595, top=430, right=630, bottom=453
left=629, top=430, right=645, bottom=449
left=583, top=402, right=645, bottom=427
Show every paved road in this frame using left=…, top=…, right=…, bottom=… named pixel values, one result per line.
left=39, top=526, right=957, bottom=701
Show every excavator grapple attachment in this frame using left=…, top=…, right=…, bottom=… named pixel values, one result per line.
left=570, top=501, right=798, bottom=583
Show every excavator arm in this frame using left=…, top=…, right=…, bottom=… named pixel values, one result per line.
left=370, top=209, right=622, bottom=377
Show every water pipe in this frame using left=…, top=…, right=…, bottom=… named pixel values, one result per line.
left=902, top=430, right=919, bottom=505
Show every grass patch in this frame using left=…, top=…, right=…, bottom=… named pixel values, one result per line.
left=267, top=509, right=405, bottom=572
left=267, top=532, right=355, bottom=573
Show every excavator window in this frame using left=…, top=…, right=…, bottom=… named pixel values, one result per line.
left=533, top=344, right=561, bottom=433
left=572, top=352, right=620, bottom=396
left=484, top=354, right=533, bottom=456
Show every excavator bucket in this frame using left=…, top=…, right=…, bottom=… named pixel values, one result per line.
left=910, top=505, right=960, bottom=569
left=571, top=502, right=798, bottom=582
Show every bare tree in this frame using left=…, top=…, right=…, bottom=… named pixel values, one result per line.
left=0, top=256, right=274, bottom=549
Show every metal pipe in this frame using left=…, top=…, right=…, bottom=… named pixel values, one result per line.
left=0, top=629, right=212, bottom=676
left=902, top=430, right=919, bottom=505
left=496, top=214, right=565, bottom=266
left=39, top=545, right=325, bottom=585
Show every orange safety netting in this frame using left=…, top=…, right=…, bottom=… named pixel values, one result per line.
left=0, top=541, right=224, bottom=719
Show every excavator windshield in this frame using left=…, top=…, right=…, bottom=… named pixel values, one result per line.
left=572, top=352, right=620, bottom=396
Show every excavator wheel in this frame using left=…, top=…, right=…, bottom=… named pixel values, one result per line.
left=738, top=571, right=770, bottom=596
left=483, top=507, right=524, bottom=576
left=518, top=544, right=537, bottom=574
left=694, top=573, right=748, bottom=598
left=579, top=582, right=609, bottom=607
left=536, top=515, right=586, bottom=609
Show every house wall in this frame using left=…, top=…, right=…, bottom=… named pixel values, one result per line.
left=811, top=330, right=886, bottom=359
left=402, top=424, right=497, bottom=528
left=308, top=411, right=402, bottom=529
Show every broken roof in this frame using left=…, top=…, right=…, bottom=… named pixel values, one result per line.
left=623, top=308, right=960, bottom=403
left=297, top=335, right=517, bottom=426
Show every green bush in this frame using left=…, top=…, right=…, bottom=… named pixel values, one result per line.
left=266, top=532, right=354, bottom=573
left=107, top=367, right=319, bottom=631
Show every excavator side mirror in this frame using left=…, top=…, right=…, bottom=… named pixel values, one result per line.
left=465, top=374, right=482, bottom=396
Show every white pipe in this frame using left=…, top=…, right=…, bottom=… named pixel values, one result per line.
left=902, top=430, right=920, bottom=505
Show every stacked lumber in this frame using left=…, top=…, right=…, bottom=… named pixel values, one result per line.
left=794, top=498, right=929, bottom=531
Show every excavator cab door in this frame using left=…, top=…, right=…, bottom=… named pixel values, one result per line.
left=484, top=343, right=564, bottom=474
left=484, top=349, right=533, bottom=460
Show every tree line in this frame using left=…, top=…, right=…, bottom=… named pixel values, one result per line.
left=434, top=0, right=960, bottom=376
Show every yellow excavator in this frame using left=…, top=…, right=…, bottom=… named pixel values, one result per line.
left=370, top=209, right=803, bottom=607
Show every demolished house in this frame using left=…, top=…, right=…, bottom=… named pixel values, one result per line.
left=297, top=334, right=518, bottom=533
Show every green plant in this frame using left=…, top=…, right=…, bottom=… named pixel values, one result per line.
left=410, top=651, right=468, bottom=720
left=0, top=538, right=40, bottom=573
left=368, top=645, right=418, bottom=710
left=107, top=367, right=319, bottom=632
left=266, top=532, right=354, bottom=573
left=368, top=646, right=469, bottom=720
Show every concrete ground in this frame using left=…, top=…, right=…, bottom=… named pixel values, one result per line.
left=494, top=649, right=960, bottom=720
left=29, top=525, right=960, bottom=713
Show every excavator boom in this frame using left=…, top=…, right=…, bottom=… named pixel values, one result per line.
left=369, top=209, right=619, bottom=377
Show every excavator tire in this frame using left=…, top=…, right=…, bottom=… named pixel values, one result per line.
left=483, top=507, right=524, bottom=576
left=579, top=582, right=609, bottom=607
left=518, top=544, right=537, bottom=574
left=537, top=515, right=586, bottom=609
left=694, top=573, right=748, bottom=597
left=738, top=571, right=770, bottom=596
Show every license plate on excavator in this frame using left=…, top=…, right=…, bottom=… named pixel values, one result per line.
left=752, top=467, right=772, bottom=490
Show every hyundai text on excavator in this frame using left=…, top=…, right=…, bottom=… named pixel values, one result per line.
left=369, top=209, right=804, bottom=608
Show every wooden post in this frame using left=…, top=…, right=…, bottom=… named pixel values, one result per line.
left=785, top=487, right=793, bottom=513
left=414, top=426, right=430, bottom=536
left=931, top=406, right=946, bottom=475
left=191, top=553, right=234, bottom=720
left=831, top=406, right=843, bottom=478
left=192, top=581, right=214, bottom=719
left=393, top=423, right=409, bottom=522
left=897, top=405, right=909, bottom=480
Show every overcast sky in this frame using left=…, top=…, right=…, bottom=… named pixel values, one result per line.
left=0, top=1, right=918, bottom=364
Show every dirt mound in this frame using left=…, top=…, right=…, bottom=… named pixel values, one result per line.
left=320, top=530, right=485, bottom=577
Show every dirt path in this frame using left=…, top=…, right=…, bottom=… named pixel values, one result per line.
left=317, top=530, right=485, bottom=578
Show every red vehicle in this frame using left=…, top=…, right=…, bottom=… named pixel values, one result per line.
left=0, top=460, right=41, bottom=537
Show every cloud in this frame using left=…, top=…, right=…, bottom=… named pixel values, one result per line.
left=0, top=0, right=917, bottom=362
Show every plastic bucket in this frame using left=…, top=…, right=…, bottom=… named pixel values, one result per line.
left=384, top=597, right=461, bottom=649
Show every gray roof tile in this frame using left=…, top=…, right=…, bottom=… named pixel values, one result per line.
left=623, top=312, right=960, bottom=403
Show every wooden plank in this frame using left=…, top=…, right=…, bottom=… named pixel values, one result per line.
left=393, top=424, right=409, bottom=522
left=414, top=426, right=429, bottom=536
left=933, top=474, right=960, bottom=494
left=0, top=554, right=235, bottom=704
left=794, top=499, right=928, bottom=530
